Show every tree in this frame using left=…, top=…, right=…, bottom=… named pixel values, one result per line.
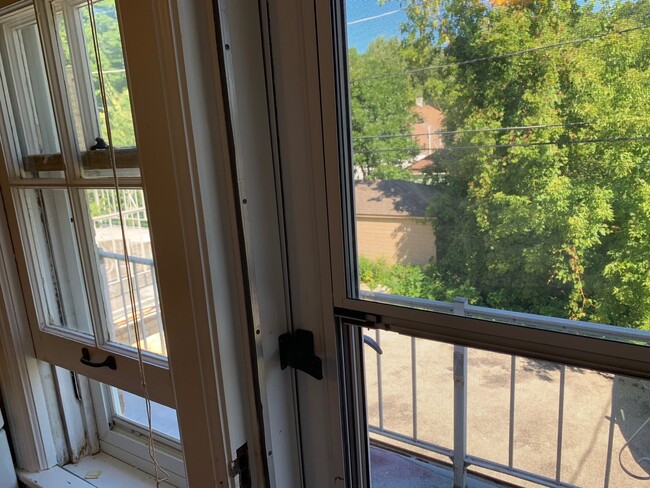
left=80, top=0, right=136, bottom=148
left=349, top=37, right=420, bottom=179
left=392, top=0, right=650, bottom=328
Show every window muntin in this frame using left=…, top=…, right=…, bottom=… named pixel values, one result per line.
left=343, top=0, right=650, bottom=344
left=0, top=1, right=168, bottom=380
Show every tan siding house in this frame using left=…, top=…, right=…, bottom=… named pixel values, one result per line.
left=355, top=180, right=436, bottom=266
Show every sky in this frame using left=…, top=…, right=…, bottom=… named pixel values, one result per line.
left=345, top=0, right=407, bottom=52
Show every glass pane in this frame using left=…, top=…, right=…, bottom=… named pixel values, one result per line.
left=86, top=189, right=166, bottom=357
left=55, top=10, right=86, bottom=151
left=344, top=0, right=650, bottom=344
left=57, top=0, right=138, bottom=178
left=362, top=329, right=650, bottom=487
left=108, top=385, right=180, bottom=441
left=0, top=10, right=64, bottom=179
left=18, top=188, right=92, bottom=334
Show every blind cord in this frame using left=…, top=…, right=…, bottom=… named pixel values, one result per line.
left=85, top=1, right=170, bottom=485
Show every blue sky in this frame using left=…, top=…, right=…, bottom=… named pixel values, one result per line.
left=345, top=0, right=407, bottom=52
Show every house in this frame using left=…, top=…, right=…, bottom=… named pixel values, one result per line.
left=355, top=180, right=436, bottom=266
left=406, top=98, right=444, bottom=177
left=0, top=1, right=646, bottom=488
left=411, top=97, right=445, bottom=160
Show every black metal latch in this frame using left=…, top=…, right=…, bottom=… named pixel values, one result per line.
left=279, top=329, right=323, bottom=380
left=230, top=443, right=251, bottom=488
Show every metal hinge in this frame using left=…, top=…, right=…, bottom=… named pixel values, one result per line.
left=230, top=443, right=251, bottom=488
left=279, top=329, right=323, bottom=380
left=334, top=307, right=382, bottom=328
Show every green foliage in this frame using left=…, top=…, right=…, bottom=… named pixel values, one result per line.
left=386, top=0, right=650, bottom=327
left=350, top=38, right=421, bottom=179
left=78, top=0, right=135, bottom=148
left=358, top=257, right=481, bottom=303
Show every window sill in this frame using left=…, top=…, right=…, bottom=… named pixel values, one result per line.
left=18, top=453, right=176, bottom=488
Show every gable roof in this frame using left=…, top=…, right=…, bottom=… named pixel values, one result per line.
left=354, top=180, right=436, bottom=218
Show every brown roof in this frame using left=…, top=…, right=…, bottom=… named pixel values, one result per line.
left=408, top=159, right=434, bottom=172
left=355, top=180, right=436, bottom=218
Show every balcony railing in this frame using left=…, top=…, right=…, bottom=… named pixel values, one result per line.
left=97, top=248, right=166, bottom=356
left=362, top=291, right=650, bottom=487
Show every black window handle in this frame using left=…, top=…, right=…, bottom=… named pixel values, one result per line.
left=363, top=335, right=383, bottom=355
left=80, top=347, right=117, bottom=370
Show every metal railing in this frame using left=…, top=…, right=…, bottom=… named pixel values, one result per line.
left=363, top=292, right=650, bottom=488
left=97, top=248, right=166, bottom=356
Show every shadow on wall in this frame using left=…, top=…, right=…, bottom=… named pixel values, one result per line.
left=392, top=220, right=436, bottom=266
left=355, top=180, right=437, bottom=267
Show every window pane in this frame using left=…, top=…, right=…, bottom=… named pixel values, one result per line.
left=362, top=329, right=650, bottom=487
left=57, top=0, right=138, bottom=178
left=86, top=189, right=166, bottom=357
left=109, top=385, right=180, bottom=441
left=0, top=9, right=64, bottom=179
left=344, top=0, right=650, bottom=344
left=18, top=188, right=92, bottom=334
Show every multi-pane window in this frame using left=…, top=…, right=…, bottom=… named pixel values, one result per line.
left=0, top=0, right=179, bottom=478
left=0, top=0, right=168, bottom=360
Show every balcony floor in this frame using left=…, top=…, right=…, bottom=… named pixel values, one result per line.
left=370, top=446, right=500, bottom=488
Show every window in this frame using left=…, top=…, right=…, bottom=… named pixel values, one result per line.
left=0, top=0, right=267, bottom=485
left=257, top=0, right=650, bottom=486
left=330, top=0, right=650, bottom=485
left=0, top=0, right=173, bottom=400
left=0, top=0, right=185, bottom=479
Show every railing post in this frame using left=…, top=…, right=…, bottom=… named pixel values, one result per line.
left=453, top=297, right=468, bottom=488
left=556, top=365, right=566, bottom=484
left=411, top=336, right=417, bottom=440
left=509, top=355, right=517, bottom=469
left=604, top=375, right=619, bottom=488
left=376, top=329, right=384, bottom=431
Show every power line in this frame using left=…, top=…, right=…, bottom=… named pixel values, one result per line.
left=348, top=9, right=402, bottom=26
left=353, top=122, right=592, bottom=140
left=350, top=23, right=650, bottom=83
left=352, top=136, right=650, bottom=153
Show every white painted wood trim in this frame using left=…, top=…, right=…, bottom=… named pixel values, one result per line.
left=118, top=0, right=266, bottom=485
left=0, top=168, right=58, bottom=471
left=216, top=0, right=303, bottom=485
left=265, top=1, right=348, bottom=486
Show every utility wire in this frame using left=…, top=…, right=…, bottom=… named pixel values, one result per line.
left=353, top=136, right=650, bottom=153
left=348, top=9, right=402, bottom=25
left=353, top=122, right=592, bottom=140
left=350, top=23, right=650, bottom=83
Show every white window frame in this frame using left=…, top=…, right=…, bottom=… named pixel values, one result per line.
left=88, top=380, right=186, bottom=487
left=0, top=0, right=173, bottom=405
left=253, top=0, right=650, bottom=486
left=0, top=0, right=267, bottom=486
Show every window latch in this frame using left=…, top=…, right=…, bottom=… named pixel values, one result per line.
left=80, top=348, right=117, bottom=370
left=279, top=329, right=323, bottom=380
